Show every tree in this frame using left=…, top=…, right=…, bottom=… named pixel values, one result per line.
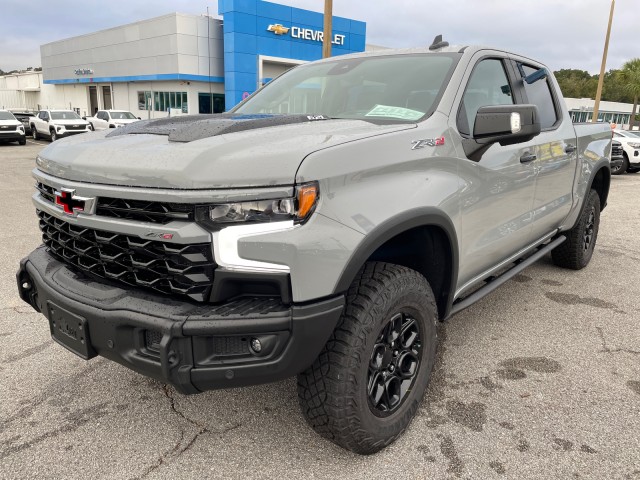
left=618, top=59, right=640, bottom=129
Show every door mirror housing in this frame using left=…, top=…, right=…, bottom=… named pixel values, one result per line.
left=473, top=104, right=541, bottom=146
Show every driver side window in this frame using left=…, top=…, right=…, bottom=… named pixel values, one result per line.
left=458, top=59, right=514, bottom=136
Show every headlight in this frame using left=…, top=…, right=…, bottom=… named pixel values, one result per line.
left=18, top=125, right=24, bottom=132
left=196, top=182, right=319, bottom=226
left=628, top=142, right=640, bottom=148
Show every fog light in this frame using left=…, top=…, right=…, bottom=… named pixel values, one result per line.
left=250, top=338, right=262, bottom=353
left=22, top=281, right=31, bottom=289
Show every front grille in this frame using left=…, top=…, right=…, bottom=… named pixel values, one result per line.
left=96, top=197, right=195, bottom=224
left=0, top=125, right=17, bottom=131
left=612, top=143, right=623, bottom=157
left=38, top=211, right=215, bottom=302
left=36, top=182, right=56, bottom=203
left=65, top=125, right=86, bottom=131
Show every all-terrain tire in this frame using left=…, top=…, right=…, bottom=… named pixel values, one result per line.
left=551, top=189, right=600, bottom=270
left=297, top=262, right=438, bottom=455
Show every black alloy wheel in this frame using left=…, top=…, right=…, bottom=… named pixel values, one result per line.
left=583, top=207, right=595, bottom=253
left=368, top=312, right=422, bottom=416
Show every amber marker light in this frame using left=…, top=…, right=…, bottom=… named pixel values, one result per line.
left=296, top=182, right=319, bottom=222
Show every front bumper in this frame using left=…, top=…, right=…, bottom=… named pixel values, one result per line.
left=0, top=132, right=25, bottom=142
left=610, top=156, right=624, bottom=169
left=57, top=129, right=89, bottom=138
left=17, top=246, right=344, bottom=394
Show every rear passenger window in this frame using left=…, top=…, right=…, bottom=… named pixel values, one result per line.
left=520, top=64, right=558, bottom=129
left=458, top=59, right=514, bottom=136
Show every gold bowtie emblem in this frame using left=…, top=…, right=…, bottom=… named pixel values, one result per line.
left=267, top=24, right=290, bottom=35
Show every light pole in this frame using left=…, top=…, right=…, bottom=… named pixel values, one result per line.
left=322, top=0, right=333, bottom=58
left=592, top=0, right=615, bottom=123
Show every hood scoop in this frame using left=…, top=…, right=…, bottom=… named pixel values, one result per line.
left=106, top=113, right=331, bottom=143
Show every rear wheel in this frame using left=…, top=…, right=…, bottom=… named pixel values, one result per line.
left=551, top=189, right=600, bottom=270
left=297, top=262, right=438, bottom=454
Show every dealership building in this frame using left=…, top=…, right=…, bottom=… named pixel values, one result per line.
left=0, top=0, right=366, bottom=117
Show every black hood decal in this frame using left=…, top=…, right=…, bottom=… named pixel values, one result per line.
left=106, top=113, right=331, bottom=143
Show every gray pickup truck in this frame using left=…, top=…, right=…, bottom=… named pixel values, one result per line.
left=18, top=38, right=612, bottom=454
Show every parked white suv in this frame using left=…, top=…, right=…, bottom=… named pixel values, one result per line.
left=87, top=110, right=140, bottom=131
left=31, top=110, right=90, bottom=142
left=0, top=110, right=26, bottom=145
left=612, top=129, right=640, bottom=174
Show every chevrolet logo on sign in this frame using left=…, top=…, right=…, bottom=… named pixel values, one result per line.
left=267, top=24, right=290, bottom=35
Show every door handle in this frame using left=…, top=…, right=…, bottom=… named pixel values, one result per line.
left=520, top=152, right=537, bottom=163
left=565, top=145, right=577, bottom=154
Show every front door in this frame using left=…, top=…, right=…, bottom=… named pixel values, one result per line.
left=102, top=86, right=112, bottom=110
left=88, top=86, right=98, bottom=115
left=451, top=56, right=539, bottom=290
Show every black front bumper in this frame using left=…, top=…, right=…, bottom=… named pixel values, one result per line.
left=610, top=156, right=624, bottom=169
left=17, top=247, right=344, bottom=394
left=0, top=133, right=25, bottom=142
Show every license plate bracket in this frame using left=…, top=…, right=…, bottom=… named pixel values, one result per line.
left=48, top=302, right=96, bottom=360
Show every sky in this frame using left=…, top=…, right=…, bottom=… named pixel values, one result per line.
left=0, top=0, right=637, bottom=74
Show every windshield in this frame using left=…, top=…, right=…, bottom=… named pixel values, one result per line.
left=0, top=111, right=17, bottom=121
left=234, top=53, right=459, bottom=122
left=111, top=111, right=136, bottom=120
left=51, top=111, right=81, bottom=120
left=626, top=131, right=640, bottom=138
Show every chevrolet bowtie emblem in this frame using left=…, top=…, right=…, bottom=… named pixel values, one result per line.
left=267, top=24, right=290, bottom=35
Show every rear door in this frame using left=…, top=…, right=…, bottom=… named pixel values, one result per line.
left=511, top=58, right=577, bottom=239
left=450, top=52, right=539, bottom=289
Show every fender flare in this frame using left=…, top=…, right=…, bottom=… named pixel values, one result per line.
left=333, top=208, right=459, bottom=318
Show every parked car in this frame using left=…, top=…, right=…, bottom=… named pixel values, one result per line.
left=18, top=39, right=612, bottom=454
left=0, top=110, right=26, bottom=145
left=10, top=111, right=36, bottom=135
left=610, top=140, right=625, bottom=175
left=85, top=110, right=140, bottom=130
left=30, top=110, right=90, bottom=142
left=612, top=129, right=640, bottom=173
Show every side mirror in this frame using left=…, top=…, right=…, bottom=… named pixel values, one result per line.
left=473, top=104, right=541, bottom=146
left=82, top=116, right=86, bottom=120
left=137, top=117, right=141, bottom=120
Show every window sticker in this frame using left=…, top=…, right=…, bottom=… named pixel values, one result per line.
left=365, top=104, right=425, bottom=120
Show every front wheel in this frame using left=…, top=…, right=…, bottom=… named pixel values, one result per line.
left=89, top=123, right=95, bottom=131
left=18, top=137, right=26, bottom=145
left=31, top=127, right=38, bottom=140
left=50, top=130, right=58, bottom=142
left=551, top=189, right=600, bottom=270
left=297, top=262, right=437, bottom=454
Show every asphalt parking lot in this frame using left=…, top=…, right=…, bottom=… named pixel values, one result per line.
left=1, top=141, right=639, bottom=479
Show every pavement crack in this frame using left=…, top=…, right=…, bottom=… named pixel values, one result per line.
left=597, top=327, right=640, bottom=356
left=3, top=340, right=53, bottom=364
left=131, top=385, right=227, bottom=479
left=0, top=402, right=111, bottom=461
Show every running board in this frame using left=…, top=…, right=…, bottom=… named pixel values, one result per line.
left=449, top=235, right=566, bottom=317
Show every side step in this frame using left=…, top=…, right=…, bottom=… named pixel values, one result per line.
left=449, top=235, right=566, bottom=317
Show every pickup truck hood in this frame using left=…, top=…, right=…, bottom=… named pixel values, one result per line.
left=35, top=114, right=414, bottom=189
left=54, top=119, right=89, bottom=126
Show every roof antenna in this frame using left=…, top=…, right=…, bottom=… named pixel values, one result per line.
left=429, top=34, right=449, bottom=50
